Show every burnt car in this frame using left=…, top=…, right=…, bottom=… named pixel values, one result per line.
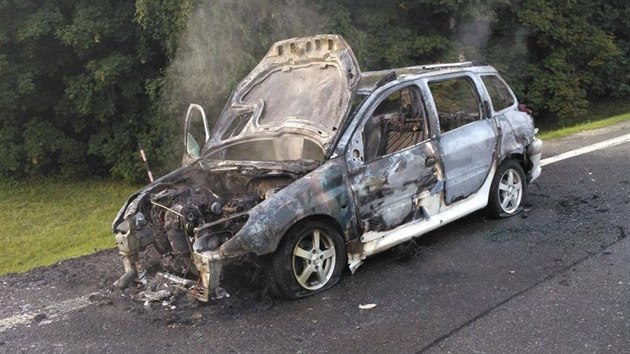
left=112, top=34, right=542, bottom=301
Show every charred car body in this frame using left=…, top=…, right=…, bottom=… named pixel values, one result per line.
left=112, top=35, right=543, bottom=301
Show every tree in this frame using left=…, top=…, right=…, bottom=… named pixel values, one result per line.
left=0, top=0, right=188, bottom=181
left=517, top=0, right=622, bottom=123
left=1, top=0, right=629, bottom=181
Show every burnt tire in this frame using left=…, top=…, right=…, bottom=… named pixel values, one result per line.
left=487, top=159, right=526, bottom=218
left=270, top=221, right=346, bottom=299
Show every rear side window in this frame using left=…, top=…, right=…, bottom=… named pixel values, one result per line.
left=482, top=75, right=515, bottom=112
left=428, top=77, right=481, bottom=133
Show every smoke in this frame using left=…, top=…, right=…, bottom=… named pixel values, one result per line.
left=450, top=2, right=530, bottom=97
left=450, top=1, right=519, bottom=61
left=455, top=20, right=492, bottom=58
left=162, top=0, right=325, bottom=127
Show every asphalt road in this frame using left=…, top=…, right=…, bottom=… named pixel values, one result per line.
left=1, top=122, right=629, bottom=353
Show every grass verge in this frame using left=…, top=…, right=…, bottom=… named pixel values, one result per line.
left=538, top=99, right=630, bottom=140
left=538, top=112, right=630, bottom=140
left=0, top=179, right=139, bottom=275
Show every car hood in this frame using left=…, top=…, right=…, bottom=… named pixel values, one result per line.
left=208, top=35, right=361, bottom=154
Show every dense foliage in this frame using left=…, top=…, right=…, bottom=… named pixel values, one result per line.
left=1, top=0, right=629, bottom=181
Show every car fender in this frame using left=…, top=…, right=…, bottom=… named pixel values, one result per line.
left=496, top=110, right=535, bottom=160
left=220, top=157, right=358, bottom=256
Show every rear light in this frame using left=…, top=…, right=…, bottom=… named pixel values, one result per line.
left=518, top=103, right=532, bottom=114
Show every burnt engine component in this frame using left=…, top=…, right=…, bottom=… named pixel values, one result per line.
left=193, top=230, right=232, bottom=252
left=146, top=186, right=224, bottom=274
left=222, top=193, right=260, bottom=214
left=164, top=204, right=188, bottom=254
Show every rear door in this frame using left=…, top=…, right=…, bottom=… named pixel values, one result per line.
left=424, top=74, right=496, bottom=204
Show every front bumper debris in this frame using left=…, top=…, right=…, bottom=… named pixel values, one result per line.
left=113, top=221, right=157, bottom=290
left=155, top=268, right=229, bottom=302
left=191, top=251, right=225, bottom=302
left=113, top=221, right=230, bottom=302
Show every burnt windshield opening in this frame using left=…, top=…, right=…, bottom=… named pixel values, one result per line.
left=207, top=136, right=325, bottom=162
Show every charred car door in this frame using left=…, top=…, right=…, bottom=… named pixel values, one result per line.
left=425, top=74, right=496, bottom=205
left=182, top=104, right=211, bottom=166
left=346, top=84, right=439, bottom=233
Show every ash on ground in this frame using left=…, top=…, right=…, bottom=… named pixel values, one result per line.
left=112, top=259, right=274, bottom=326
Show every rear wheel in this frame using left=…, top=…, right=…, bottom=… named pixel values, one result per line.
left=271, top=221, right=345, bottom=299
left=487, top=160, right=526, bottom=218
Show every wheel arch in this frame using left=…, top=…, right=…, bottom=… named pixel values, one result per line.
left=280, top=214, right=347, bottom=248
left=505, top=153, right=530, bottom=174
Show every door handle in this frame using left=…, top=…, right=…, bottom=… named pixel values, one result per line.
left=425, top=156, right=436, bottom=167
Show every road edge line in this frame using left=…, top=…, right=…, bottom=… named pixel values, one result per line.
left=540, top=133, right=630, bottom=166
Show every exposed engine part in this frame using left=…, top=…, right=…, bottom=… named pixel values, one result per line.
left=193, top=231, right=231, bottom=252
left=193, top=212, right=249, bottom=252
left=247, top=176, right=293, bottom=199
left=264, top=186, right=283, bottom=200
left=151, top=200, right=183, bottom=218
left=210, top=201, right=223, bottom=214
left=222, top=193, right=260, bottom=214
left=164, top=204, right=189, bottom=255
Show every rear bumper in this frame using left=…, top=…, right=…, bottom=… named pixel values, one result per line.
left=527, top=137, right=543, bottom=183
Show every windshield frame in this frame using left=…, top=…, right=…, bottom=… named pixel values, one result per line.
left=203, top=132, right=326, bottom=162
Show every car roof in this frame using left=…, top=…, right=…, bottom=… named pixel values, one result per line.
left=357, top=61, right=499, bottom=94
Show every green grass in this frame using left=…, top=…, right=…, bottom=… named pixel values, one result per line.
left=0, top=179, right=139, bottom=275
left=538, top=99, right=630, bottom=140
left=539, top=112, right=630, bottom=140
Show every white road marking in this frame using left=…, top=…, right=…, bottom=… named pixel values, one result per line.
left=541, top=133, right=630, bottom=166
left=0, top=295, right=92, bottom=333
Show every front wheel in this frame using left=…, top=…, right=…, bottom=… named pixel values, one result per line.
left=487, top=160, right=526, bottom=218
left=271, top=221, right=346, bottom=299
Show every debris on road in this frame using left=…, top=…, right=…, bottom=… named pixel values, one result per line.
left=617, top=226, right=626, bottom=239
left=359, top=303, right=377, bottom=310
left=32, top=313, right=46, bottom=323
left=213, top=287, right=230, bottom=300
left=133, top=289, right=172, bottom=303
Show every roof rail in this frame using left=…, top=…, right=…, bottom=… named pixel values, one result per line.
left=358, top=60, right=490, bottom=93
left=405, top=60, right=487, bottom=71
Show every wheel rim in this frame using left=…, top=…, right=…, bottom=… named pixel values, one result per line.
left=292, top=229, right=336, bottom=290
left=498, top=168, right=523, bottom=214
